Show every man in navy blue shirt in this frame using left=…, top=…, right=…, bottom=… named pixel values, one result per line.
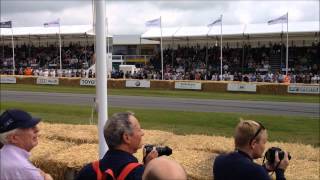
left=213, top=120, right=289, bottom=180
left=76, top=112, right=158, bottom=180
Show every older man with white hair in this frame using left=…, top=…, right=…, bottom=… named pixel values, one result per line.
left=0, top=109, right=52, bottom=180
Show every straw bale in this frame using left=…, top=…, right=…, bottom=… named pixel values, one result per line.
left=15, top=76, right=36, bottom=84
left=59, top=78, right=81, bottom=87
left=53, top=143, right=98, bottom=170
left=202, top=82, right=228, bottom=92
left=150, top=80, right=174, bottom=90
left=108, top=79, right=125, bottom=89
left=39, top=123, right=98, bottom=144
left=257, top=84, right=288, bottom=95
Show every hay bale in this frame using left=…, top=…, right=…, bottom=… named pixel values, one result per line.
left=202, top=81, right=228, bottom=92
left=257, top=84, right=288, bottom=95
left=15, top=76, right=36, bottom=84
left=59, top=78, right=81, bottom=87
left=108, top=79, right=125, bottom=89
left=39, top=123, right=98, bottom=144
left=150, top=80, right=174, bottom=90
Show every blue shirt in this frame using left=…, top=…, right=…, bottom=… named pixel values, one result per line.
left=76, top=149, right=144, bottom=180
left=0, top=144, right=44, bottom=180
left=213, top=150, right=286, bottom=180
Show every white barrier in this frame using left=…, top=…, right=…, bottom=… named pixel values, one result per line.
left=0, top=76, right=16, bottom=84
left=36, top=77, right=59, bottom=85
left=80, top=78, right=96, bottom=86
left=175, top=82, right=202, bottom=90
left=227, top=83, right=257, bottom=92
left=288, top=84, right=320, bottom=94
left=125, top=80, right=150, bottom=88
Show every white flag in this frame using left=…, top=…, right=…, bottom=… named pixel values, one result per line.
left=268, top=13, right=288, bottom=25
left=44, top=18, right=60, bottom=27
left=145, top=18, right=160, bottom=27
left=207, top=15, right=223, bottom=27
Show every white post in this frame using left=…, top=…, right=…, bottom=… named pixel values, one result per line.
left=286, top=13, right=289, bottom=76
left=95, top=0, right=108, bottom=158
left=160, top=16, right=164, bottom=80
left=220, top=17, right=223, bottom=81
left=59, top=24, right=62, bottom=70
left=106, top=18, right=109, bottom=54
left=11, top=27, right=15, bottom=75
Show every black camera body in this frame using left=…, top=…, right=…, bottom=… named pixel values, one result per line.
left=144, top=144, right=172, bottom=156
left=265, top=147, right=291, bottom=164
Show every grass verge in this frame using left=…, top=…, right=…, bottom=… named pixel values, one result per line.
left=1, top=101, right=318, bottom=147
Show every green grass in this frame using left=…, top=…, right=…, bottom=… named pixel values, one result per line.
left=1, top=101, right=319, bottom=147
left=1, top=84, right=319, bottom=103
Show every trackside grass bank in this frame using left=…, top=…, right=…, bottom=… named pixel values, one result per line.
left=1, top=101, right=318, bottom=147
left=1, top=84, right=319, bottom=103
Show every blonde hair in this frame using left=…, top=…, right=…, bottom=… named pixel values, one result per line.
left=234, top=119, right=266, bottom=148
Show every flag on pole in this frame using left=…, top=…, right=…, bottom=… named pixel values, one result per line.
left=207, top=15, right=222, bottom=27
left=145, top=18, right=160, bottom=27
left=268, top=13, right=288, bottom=25
left=44, top=19, right=60, bottom=27
left=0, top=21, right=12, bottom=28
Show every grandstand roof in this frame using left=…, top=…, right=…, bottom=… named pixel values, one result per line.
left=0, top=25, right=111, bottom=37
left=141, top=21, right=318, bottom=40
left=113, top=35, right=159, bottom=45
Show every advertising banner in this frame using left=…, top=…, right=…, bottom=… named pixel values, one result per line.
left=80, top=78, right=96, bottom=86
left=0, top=76, right=16, bottom=84
left=125, top=80, right=150, bottom=88
left=288, top=84, right=320, bottom=94
left=175, top=82, right=202, bottom=90
left=36, top=77, right=59, bottom=85
left=227, top=83, right=257, bottom=92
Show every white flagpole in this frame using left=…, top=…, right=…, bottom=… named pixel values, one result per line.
left=220, top=16, right=223, bottom=81
left=59, top=22, right=62, bottom=70
left=160, top=16, right=164, bottom=80
left=11, top=26, right=15, bottom=75
left=95, top=0, right=108, bottom=158
left=286, top=13, right=289, bottom=76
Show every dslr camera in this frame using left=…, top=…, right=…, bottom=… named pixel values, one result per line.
left=144, top=144, right=172, bottom=156
left=264, top=147, right=291, bottom=164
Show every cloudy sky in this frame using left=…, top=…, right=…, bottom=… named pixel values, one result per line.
left=1, top=0, right=319, bottom=35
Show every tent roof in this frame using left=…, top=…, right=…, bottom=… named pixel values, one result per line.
left=141, top=21, right=318, bottom=40
left=0, top=25, right=111, bottom=37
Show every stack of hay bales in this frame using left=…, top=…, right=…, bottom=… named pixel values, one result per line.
left=31, top=123, right=319, bottom=180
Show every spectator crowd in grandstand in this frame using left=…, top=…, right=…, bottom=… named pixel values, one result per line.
left=1, top=42, right=319, bottom=84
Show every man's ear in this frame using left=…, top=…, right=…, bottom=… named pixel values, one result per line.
left=250, top=139, right=257, bottom=149
left=122, top=133, right=131, bottom=144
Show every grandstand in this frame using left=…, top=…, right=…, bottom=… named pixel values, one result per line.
left=0, top=21, right=319, bottom=83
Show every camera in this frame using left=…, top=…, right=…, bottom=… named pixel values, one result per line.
left=265, top=147, right=291, bottom=164
left=144, top=144, right=172, bottom=156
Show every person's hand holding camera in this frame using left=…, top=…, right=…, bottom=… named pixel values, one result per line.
left=266, top=151, right=290, bottom=172
left=143, top=146, right=158, bottom=165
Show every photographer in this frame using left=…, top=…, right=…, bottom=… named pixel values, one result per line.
left=76, top=112, right=158, bottom=180
left=213, top=120, right=289, bottom=180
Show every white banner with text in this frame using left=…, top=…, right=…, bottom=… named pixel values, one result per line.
left=0, top=76, right=16, bottom=84
left=175, top=82, right=202, bottom=90
left=80, top=78, right=96, bottom=86
left=126, top=80, right=150, bottom=88
left=36, top=77, right=59, bottom=85
left=227, top=83, right=257, bottom=92
left=288, top=84, right=320, bottom=94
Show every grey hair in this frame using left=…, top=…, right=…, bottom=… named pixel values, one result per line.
left=0, top=129, right=18, bottom=144
left=104, top=112, right=135, bottom=149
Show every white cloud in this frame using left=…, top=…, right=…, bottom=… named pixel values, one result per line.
left=1, top=0, right=319, bottom=34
